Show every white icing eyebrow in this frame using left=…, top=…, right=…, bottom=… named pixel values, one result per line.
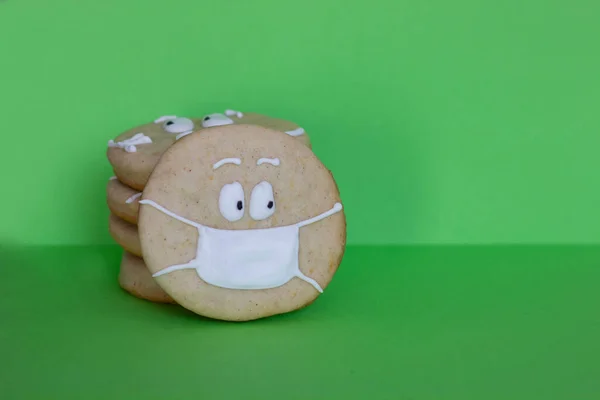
left=213, top=158, right=242, bottom=170
left=154, top=115, right=177, bottom=123
left=256, top=158, right=280, bottom=166
left=285, top=127, right=305, bottom=137
left=225, top=109, right=243, bottom=118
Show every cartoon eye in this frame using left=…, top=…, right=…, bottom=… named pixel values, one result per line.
left=219, top=182, right=245, bottom=222
left=249, top=181, right=275, bottom=221
left=163, top=117, right=194, bottom=134
left=202, top=113, right=234, bottom=128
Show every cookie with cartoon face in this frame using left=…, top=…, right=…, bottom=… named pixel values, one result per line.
left=138, top=124, right=345, bottom=321
left=107, top=112, right=311, bottom=191
left=107, top=116, right=204, bottom=190
left=201, top=109, right=311, bottom=148
left=119, top=251, right=174, bottom=304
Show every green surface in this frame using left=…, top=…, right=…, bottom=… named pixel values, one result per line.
left=1, top=0, right=600, bottom=246
left=1, top=246, right=599, bottom=399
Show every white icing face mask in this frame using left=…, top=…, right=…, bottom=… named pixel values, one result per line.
left=139, top=199, right=342, bottom=293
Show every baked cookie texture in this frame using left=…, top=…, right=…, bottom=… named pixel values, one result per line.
left=138, top=124, right=346, bottom=321
left=107, top=111, right=311, bottom=190
left=202, top=110, right=311, bottom=148
left=118, top=251, right=174, bottom=304
left=108, top=214, right=141, bottom=257
left=106, top=177, right=141, bottom=224
left=104, top=111, right=333, bottom=314
left=107, top=116, right=204, bottom=191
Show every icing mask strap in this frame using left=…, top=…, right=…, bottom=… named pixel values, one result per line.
left=140, top=199, right=342, bottom=231
left=295, top=203, right=343, bottom=228
left=139, top=199, right=204, bottom=229
left=294, top=271, right=323, bottom=293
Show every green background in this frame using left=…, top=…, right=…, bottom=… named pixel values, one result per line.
left=1, top=1, right=600, bottom=399
left=1, top=0, right=599, bottom=246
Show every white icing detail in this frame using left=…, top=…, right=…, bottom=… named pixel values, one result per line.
left=218, top=182, right=245, bottom=222
left=154, top=115, right=177, bottom=123
left=139, top=199, right=343, bottom=293
left=285, top=127, right=305, bottom=137
left=213, top=158, right=241, bottom=170
left=202, top=113, right=234, bottom=128
left=108, top=133, right=152, bottom=153
left=249, top=181, right=275, bottom=221
left=256, top=157, right=280, bottom=166
left=225, top=109, right=243, bottom=118
left=109, top=176, right=117, bottom=180
left=175, top=130, right=193, bottom=140
left=125, top=192, right=142, bottom=204
left=296, top=202, right=343, bottom=228
left=163, top=117, right=194, bottom=134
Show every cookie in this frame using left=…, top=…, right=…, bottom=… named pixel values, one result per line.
left=107, top=116, right=204, bottom=190
left=107, top=111, right=311, bottom=191
left=201, top=109, right=311, bottom=148
left=118, top=251, right=175, bottom=303
left=108, top=214, right=141, bottom=257
left=138, top=124, right=346, bottom=321
left=107, top=177, right=141, bottom=224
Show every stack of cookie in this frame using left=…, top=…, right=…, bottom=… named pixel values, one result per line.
left=106, top=109, right=318, bottom=306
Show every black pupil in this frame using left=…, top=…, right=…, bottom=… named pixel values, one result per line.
left=165, top=121, right=174, bottom=125
left=267, top=201, right=274, bottom=209
left=237, top=201, right=243, bottom=210
left=204, top=116, right=210, bottom=121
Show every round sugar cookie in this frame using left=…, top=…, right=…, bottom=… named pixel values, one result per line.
left=119, top=251, right=175, bottom=303
left=107, top=112, right=310, bottom=191
left=201, top=109, right=311, bottom=148
left=107, top=116, right=204, bottom=190
left=107, top=177, right=141, bottom=224
left=109, top=214, right=141, bottom=257
left=138, top=124, right=346, bottom=321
